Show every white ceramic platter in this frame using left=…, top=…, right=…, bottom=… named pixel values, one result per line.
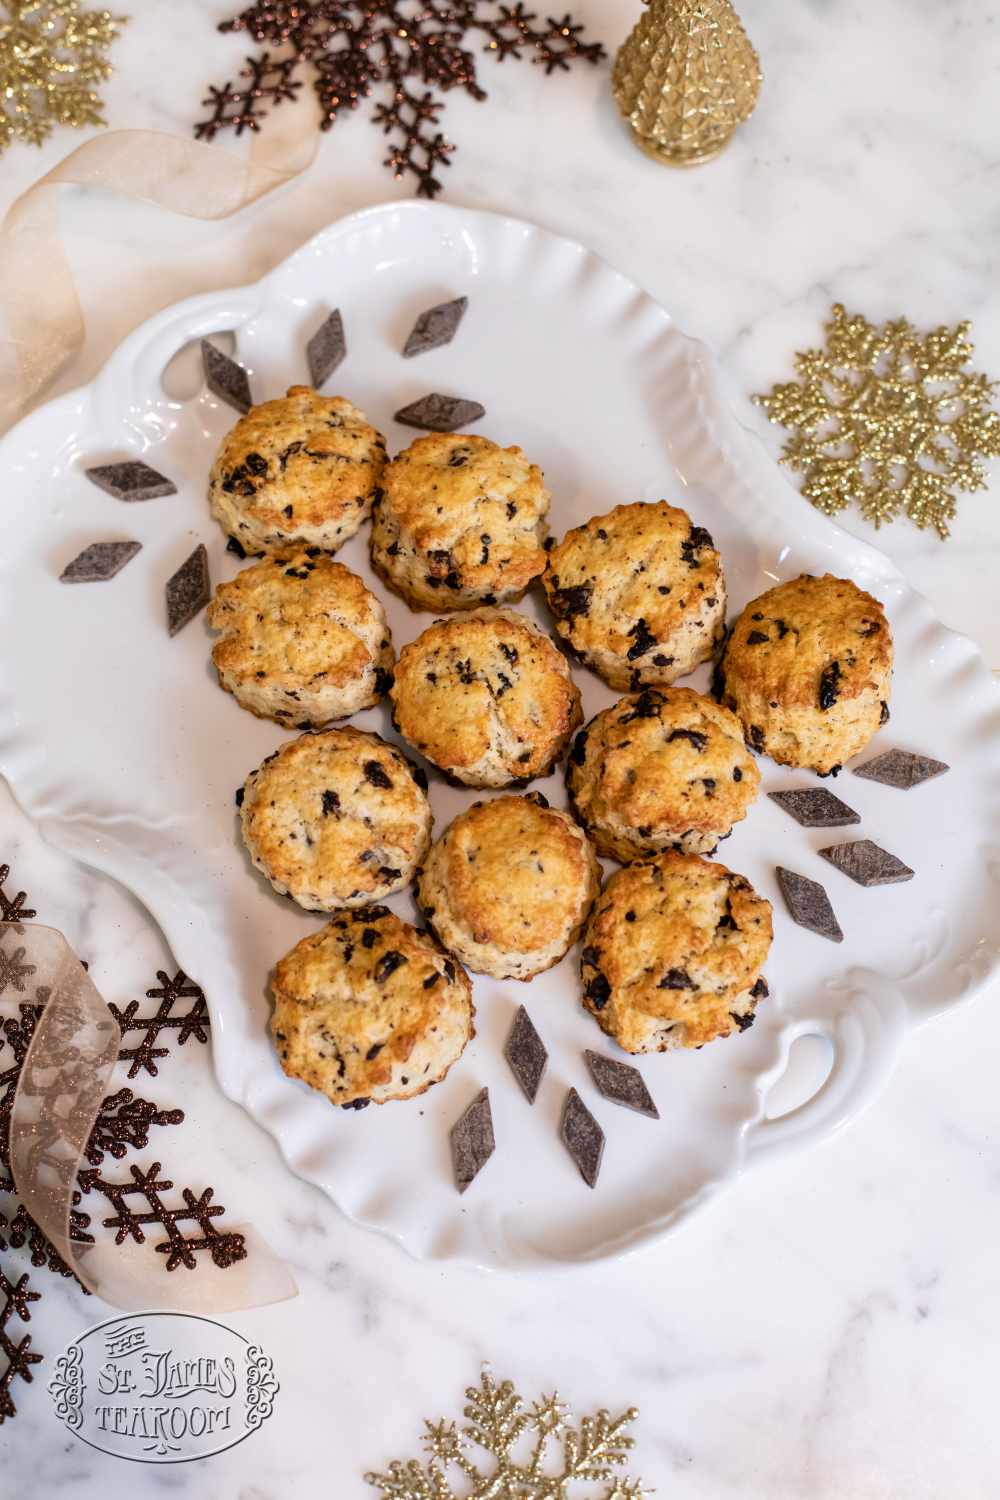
left=1, top=202, right=998, bottom=1269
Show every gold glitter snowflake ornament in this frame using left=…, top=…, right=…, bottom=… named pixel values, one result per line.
left=366, top=1368, right=650, bottom=1499
left=0, top=0, right=124, bottom=153
left=756, top=303, right=1000, bottom=539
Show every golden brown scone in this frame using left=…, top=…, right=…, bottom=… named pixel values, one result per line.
left=542, top=502, right=726, bottom=690
left=370, top=432, right=549, bottom=610
left=208, top=386, right=387, bottom=556
left=271, top=906, right=473, bottom=1107
left=715, top=574, right=893, bottom=775
left=239, top=727, right=431, bottom=911
left=207, top=551, right=394, bottom=727
left=566, top=686, right=760, bottom=861
left=581, top=852, right=772, bottom=1053
left=417, top=792, right=599, bottom=979
left=390, top=607, right=581, bottom=788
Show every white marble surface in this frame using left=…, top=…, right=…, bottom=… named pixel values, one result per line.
left=2, top=1, right=1000, bottom=1493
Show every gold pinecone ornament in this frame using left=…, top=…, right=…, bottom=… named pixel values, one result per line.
left=613, top=0, right=762, bottom=167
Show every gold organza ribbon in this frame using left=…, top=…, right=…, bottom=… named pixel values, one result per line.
left=9, top=924, right=296, bottom=1310
left=0, top=110, right=318, bottom=432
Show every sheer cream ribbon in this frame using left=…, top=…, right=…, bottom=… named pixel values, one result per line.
left=0, top=111, right=319, bottom=433
left=9, top=924, right=296, bottom=1310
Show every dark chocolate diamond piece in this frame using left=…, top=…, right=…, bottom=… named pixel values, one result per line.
left=775, top=866, right=843, bottom=943
left=852, top=749, right=950, bottom=790
left=202, top=339, right=253, bottom=414
left=450, top=1086, right=495, bottom=1194
left=768, top=788, right=860, bottom=828
left=560, top=1087, right=605, bottom=1188
left=307, top=308, right=347, bottom=388
left=85, top=461, right=176, bottom=502
left=60, top=540, right=141, bottom=583
left=818, top=839, right=914, bottom=888
left=395, top=393, right=486, bottom=432
left=402, top=295, right=468, bottom=357
left=585, top=1051, right=658, bottom=1120
left=504, top=1005, right=547, bottom=1104
left=166, top=543, right=211, bottom=636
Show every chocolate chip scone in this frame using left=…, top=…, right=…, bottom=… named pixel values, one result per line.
left=208, top=550, right=394, bottom=727
left=417, top=793, right=599, bottom=980
left=390, top=607, right=581, bottom=787
left=271, top=906, right=474, bottom=1108
left=208, top=386, right=387, bottom=556
left=542, top=502, right=726, bottom=690
left=715, top=573, right=893, bottom=775
left=567, top=686, right=760, bottom=861
left=370, top=432, right=549, bottom=610
left=581, top=851, right=772, bottom=1053
left=239, top=727, right=431, bottom=911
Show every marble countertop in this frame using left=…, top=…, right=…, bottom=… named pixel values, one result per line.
left=2, top=2, right=1000, bottom=1494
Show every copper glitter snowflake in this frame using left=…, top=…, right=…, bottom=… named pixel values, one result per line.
left=0, top=859, right=247, bottom=1424
left=0, top=0, right=125, bottom=153
left=0, top=1263, right=42, bottom=1423
left=366, top=1368, right=649, bottom=1499
left=196, top=2, right=605, bottom=196
left=756, top=303, right=1000, bottom=539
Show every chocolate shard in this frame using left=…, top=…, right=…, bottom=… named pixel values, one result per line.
left=307, top=308, right=347, bottom=388
left=201, top=339, right=253, bottom=414
left=775, top=866, right=843, bottom=943
left=818, top=839, right=914, bottom=888
left=60, top=540, right=141, bottom=583
left=394, top=393, right=486, bottom=432
left=85, top=461, right=177, bottom=502
left=768, top=788, right=860, bottom=828
left=584, top=1050, right=658, bottom=1120
left=504, top=1006, right=548, bottom=1104
left=852, top=749, right=950, bottom=790
left=402, top=295, right=468, bottom=357
left=450, top=1087, right=495, bottom=1194
left=166, top=544, right=211, bottom=636
left=560, top=1087, right=605, bottom=1188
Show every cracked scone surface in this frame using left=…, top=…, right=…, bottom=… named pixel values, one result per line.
left=208, top=386, right=387, bottom=555
left=390, top=607, right=581, bottom=787
left=581, top=851, right=772, bottom=1053
left=271, top=906, right=473, bottom=1107
left=542, top=501, right=726, bottom=690
left=208, top=550, right=394, bottom=727
left=567, top=686, right=760, bottom=861
left=417, top=793, right=600, bottom=979
left=240, top=727, right=431, bottom=911
left=716, top=573, right=893, bottom=774
left=370, top=432, right=549, bottom=610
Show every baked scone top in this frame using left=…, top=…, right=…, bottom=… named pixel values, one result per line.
left=582, top=851, right=772, bottom=1051
left=720, top=574, right=893, bottom=715
left=567, top=687, right=760, bottom=846
left=271, top=907, right=472, bottom=1107
left=542, top=501, right=724, bottom=658
left=391, top=608, right=581, bottom=783
left=422, top=793, right=598, bottom=955
left=377, top=432, right=549, bottom=597
left=241, top=727, right=430, bottom=907
left=208, top=551, right=392, bottom=700
left=209, top=386, right=386, bottom=545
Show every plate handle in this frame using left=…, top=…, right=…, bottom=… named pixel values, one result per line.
left=742, top=981, right=908, bottom=1165
left=92, top=288, right=261, bottom=426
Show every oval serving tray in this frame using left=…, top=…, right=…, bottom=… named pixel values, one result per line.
left=1, top=201, right=998, bottom=1268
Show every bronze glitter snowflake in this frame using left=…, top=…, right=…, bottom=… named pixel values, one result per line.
left=196, top=2, right=606, bottom=197
left=756, top=303, right=1000, bottom=539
